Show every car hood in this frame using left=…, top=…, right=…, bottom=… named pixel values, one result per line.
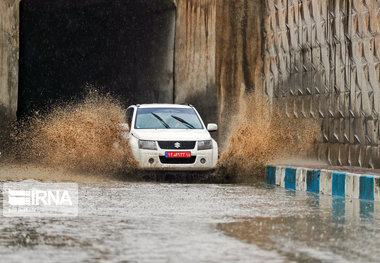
left=131, top=129, right=212, bottom=141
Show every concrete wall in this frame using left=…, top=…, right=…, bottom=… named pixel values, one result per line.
left=174, top=0, right=218, bottom=127
left=215, top=0, right=264, bottom=146
left=176, top=0, right=380, bottom=168
left=262, top=0, right=380, bottom=168
left=0, top=0, right=19, bottom=124
left=174, top=0, right=265, bottom=147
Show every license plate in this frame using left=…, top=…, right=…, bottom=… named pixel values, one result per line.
left=165, top=151, right=191, bottom=158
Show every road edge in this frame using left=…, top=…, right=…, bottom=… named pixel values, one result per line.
left=265, top=165, right=380, bottom=201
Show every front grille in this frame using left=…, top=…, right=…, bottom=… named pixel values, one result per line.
left=157, top=141, right=196, bottom=150
left=159, top=156, right=196, bottom=164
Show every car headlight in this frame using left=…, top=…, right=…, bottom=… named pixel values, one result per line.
left=138, top=140, right=157, bottom=150
left=198, top=140, right=212, bottom=150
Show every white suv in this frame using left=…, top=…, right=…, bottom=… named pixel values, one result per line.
left=124, top=104, right=218, bottom=171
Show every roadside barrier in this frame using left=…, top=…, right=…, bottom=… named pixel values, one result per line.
left=265, top=165, right=379, bottom=201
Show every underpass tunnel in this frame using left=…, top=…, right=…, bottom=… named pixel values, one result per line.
left=18, top=0, right=175, bottom=117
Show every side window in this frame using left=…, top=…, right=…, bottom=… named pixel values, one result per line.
left=126, top=108, right=134, bottom=128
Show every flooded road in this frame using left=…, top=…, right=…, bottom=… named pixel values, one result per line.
left=0, top=181, right=380, bottom=262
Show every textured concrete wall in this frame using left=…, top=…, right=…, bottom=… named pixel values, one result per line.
left=0, top=0, right=19, bottom=123
left=175, top=0, right=265, bottom=146
left=215, top=0, right=265, bottom=146
left=262, top=0, right=380, bottom=168
left=174, top=0, right=218, bottom=127
left=179, top=0, right=380, bottom=168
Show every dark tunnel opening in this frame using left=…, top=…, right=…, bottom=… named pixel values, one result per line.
left=18, top=0, right=175, bottom=117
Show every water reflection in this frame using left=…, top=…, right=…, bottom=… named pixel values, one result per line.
left=331, top=196, right=375, bottom=221
left=220, top=189, right=380, bottom=262
left=306, top=191, right=376, bottom=222
left=332, top=198, right=345, bottom=223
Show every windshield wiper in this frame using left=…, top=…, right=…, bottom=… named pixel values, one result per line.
left=151, top=112, right=170, bottom=128
left=171, top=115, right=195, bottom=129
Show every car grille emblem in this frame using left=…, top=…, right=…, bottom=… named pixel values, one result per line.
left=174, top=142, right=181, bottom=149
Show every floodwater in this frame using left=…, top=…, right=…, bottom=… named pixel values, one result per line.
left=0, top=181, right=380, bottom=263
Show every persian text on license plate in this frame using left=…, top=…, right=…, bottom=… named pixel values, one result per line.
left=165, top=152, right=191, bottom=158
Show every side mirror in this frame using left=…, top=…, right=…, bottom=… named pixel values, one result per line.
left=120, top=123, right=130, bottom=140
left=120, top=123, right=130, bottom=132
left=207, top=123, right=218, bottom=132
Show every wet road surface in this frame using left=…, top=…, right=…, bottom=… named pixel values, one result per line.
left=1, top=181, right=380, bottom=262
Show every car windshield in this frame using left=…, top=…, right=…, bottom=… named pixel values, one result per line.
left=135, top=107, right=204, bottom=129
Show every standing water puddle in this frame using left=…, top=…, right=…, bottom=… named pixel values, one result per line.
left=0, top=182, right=379, bottom=262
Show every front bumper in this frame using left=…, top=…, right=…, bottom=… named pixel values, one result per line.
left=133, top=148, right=217, bottom=171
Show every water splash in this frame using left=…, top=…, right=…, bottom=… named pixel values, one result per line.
left=0, top=88, right=319, bottom=183
left=217, top=89, right=319, bottom=183
left=2, top=90, right=137, bottom=180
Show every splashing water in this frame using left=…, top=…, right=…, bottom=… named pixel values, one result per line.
left=217, top=89, right=319, bottom=183
left=2, top=90, right=137, bottom=180
left=0, top=88, right=318, bottom=183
